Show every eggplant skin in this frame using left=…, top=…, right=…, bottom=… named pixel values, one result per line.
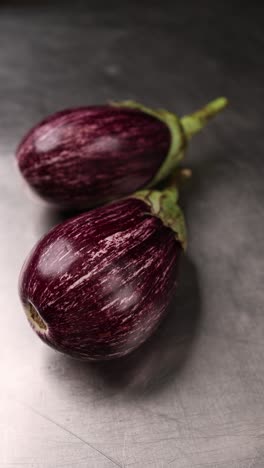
left=16, top=106, right=170, bottom=209
left=19, top=198, right=181, bottom=360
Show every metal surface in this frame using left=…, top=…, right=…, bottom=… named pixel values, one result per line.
left=1, top=3, right=264, bottom=467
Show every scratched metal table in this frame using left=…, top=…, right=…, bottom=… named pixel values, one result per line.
left=1, top=2, right=264, bottom=467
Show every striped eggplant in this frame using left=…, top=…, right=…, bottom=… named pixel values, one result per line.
left=19, top=186, right=186, bottom=360
left=16, top=98, right=227, bottom=209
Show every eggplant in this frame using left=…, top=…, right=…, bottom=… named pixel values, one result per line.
left=19, top=186, right=185, bottom=360
left=16, top=98, right=227, bottom=209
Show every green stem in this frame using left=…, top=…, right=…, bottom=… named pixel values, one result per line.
left=180, top=97, right=228, bottom=139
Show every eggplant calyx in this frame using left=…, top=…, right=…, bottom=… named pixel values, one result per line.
left=111, top=100, right=185, bottom=186
left=133, top=187, right=187, bottom=250
left=111, top=98, right=228, bottom=187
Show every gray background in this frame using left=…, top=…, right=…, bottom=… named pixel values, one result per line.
left=0, top=2, right=264, bottom=467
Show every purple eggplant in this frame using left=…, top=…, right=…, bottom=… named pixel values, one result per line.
left=16, top=98, right=227, bottom=209
left=19, top=186, right=185, bottom=360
